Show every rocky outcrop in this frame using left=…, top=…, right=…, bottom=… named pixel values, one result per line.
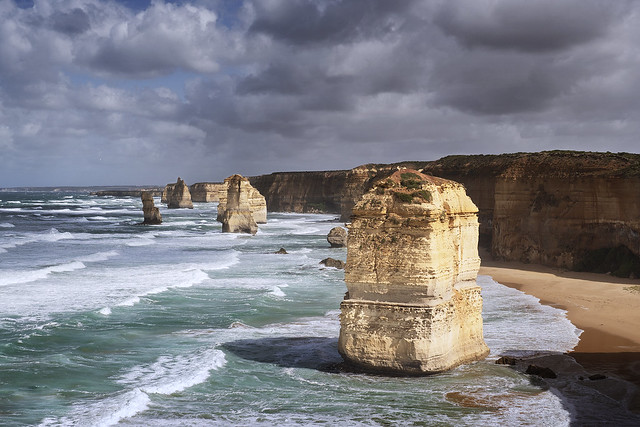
left=189, top=182, right=226, bottom=202
left=327, top=227, right=347, bottom=247
left=217, top=175, right=267, bottom=224
left=219, top=175, right=259, bottom=234
left=141, top=191, right=162, bottom=225
left=338, top=170, right=489, bottom=374
left=164, top=178, right=194, bottom=209
left=320, top=258, right=345, bottom=269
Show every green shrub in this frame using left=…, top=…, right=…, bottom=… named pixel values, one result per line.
left=393, top=192, right=414, bottom=203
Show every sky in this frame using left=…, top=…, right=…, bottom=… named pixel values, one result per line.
left=1, top=0, right=639, bottom=186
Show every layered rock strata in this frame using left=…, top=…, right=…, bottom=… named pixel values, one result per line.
left=164, top=178, right=194, bottom=209
left=141, top=191, right=162, bottom=225
left=189, top=182, right=226, bottom=202
left=219, top=175, right=259, bottom=234
left=250, top=152, right=640, bottom=276
left=338, top=170, right=489, bottom=374
left=217, top=175, right=267, bottom=224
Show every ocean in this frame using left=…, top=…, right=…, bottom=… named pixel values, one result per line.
left=0, top=192, right=581, bottom=426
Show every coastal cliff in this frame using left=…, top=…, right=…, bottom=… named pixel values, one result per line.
left=338, top=170, right=489, bottom=374
left=250, top=152, right=640, bottom=277
left=189, top=182, right=226, bottom=203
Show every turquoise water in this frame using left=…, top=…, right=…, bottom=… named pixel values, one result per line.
left=0, top=192, right=581, bottom=426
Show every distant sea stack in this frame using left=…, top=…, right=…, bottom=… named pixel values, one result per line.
left=190, top=182, right=226, bottom=203
left=338, top=170, right=489, bottom=374
left=217, top=175, right=267, bottom=224
left=164, top=177, right=194, bottom=209
left=141, top=191, right=162, bottom=225
left=219, top=174, right=259, bottom=234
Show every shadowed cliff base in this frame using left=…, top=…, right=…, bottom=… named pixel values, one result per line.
left=495, top=351, right=640, bottom=425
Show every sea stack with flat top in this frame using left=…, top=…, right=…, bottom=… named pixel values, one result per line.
left=338, top=169, right=489, bottom=374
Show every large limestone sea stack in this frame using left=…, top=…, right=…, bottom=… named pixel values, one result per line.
left=217, top=175, right=267, bottom=225
left=338, top=170, right=489, bottom=374
left=219, top=174, right=260, bottom=234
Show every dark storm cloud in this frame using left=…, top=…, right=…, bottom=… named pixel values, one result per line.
left=50, top=8, right=90, bottom=35
left=1, top=0, right=640, bottom=187
left=435, top=0, right=622, bottom=52
left=249, top=0, right=415, bottom=45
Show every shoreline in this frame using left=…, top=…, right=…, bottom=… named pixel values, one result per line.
left=479, top=253, right=640, bottom=416
left=478, top=255, right=640, bottom=353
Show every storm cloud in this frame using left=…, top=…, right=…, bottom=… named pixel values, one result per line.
left=0, top=0, right=639, bottom=186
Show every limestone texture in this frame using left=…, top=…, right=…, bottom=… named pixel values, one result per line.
left=217, top=175, right=267, bottom=224
left=189, top=182, right=226, bottom=202
left=220, top=175, right=259, bottom=234
left=338, top=169, right=489, bottom=374
left=249, top=151, right=640, bottom=277
left=141, top=191, right=162, bottom=225
left=327, top=227, right=347, bottom=247
left=164, top=178, right=194, bottom=209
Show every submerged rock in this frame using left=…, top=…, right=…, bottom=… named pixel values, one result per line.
left=141, top=191, right=162, bottom=225
left=320, top=258, right=345, bottom=269
left=327, top=227, right=347, bottom=247
left=338, top=169, right=489, bottom=374
left=220, top=174, right=258, bottom=234
left=275, top=248, right=288, bottom=254
left=164, top=177, right=193, bottom=209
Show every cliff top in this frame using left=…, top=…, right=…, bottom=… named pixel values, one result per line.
left=421, top=151, right=640, bottom=179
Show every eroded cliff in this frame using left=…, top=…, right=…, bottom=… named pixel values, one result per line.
left=190, top=182, right=226, bottom=203
left=249, top=152, right=640, bottom=277
left=338, top=170, right=489, bottom=374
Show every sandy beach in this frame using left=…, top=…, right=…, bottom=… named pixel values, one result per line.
left=479, top=253, right=640, bottom=414
left=479, top=255, right=640, bottom=353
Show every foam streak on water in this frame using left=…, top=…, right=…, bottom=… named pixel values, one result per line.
left=0, top=192, right=581, bottom=426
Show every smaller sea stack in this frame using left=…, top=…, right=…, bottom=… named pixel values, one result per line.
left=164, top=177, right=194, bottom=209
left=141, top=191, right=162, bottom=225
left=220, top=174, right=259, bottom=234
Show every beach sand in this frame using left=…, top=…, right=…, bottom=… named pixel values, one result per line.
left=479, top=252, right=640, bottom=417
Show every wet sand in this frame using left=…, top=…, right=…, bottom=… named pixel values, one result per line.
left=479, top=254, right=640, bottom=415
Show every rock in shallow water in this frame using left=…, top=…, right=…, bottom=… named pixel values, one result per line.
left=141, top=191, right=162, bottom=225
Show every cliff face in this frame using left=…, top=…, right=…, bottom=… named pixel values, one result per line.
left=249, top=171, right=348, bottom=213
left=338, top=170, right=489, bottom=374
left=189, top=182, right=226, bottom=203
left=163, top=178, right=194, bottom=209
left=249, top=152, right=640, bottom=276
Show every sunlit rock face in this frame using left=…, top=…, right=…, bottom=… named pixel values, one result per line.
left=164, top=177, right=194, bottom=209
left=189, top=182, right=226, bottom=203
left=217, top=175, right=267, bottom=225
left=219, top=174, right=259, bottom=234
left=141, top=191, right=162, bottom=225
left=338, top=170, right=489, bottom=374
